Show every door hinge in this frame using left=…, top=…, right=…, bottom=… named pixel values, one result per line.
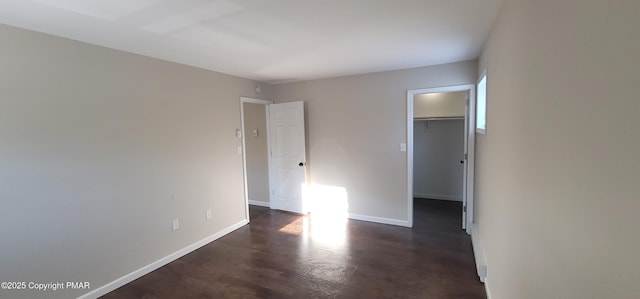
left=464, top=153, right=468, bottom=160
left=463, top=206, right=467, bottom=212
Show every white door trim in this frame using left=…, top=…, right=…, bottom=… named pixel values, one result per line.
left=406, top=84, right=475, bottom=234
left=240, top=97, right=273, bottom=222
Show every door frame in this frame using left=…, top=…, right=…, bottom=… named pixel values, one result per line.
left=406, top=84, right=476, bottom=234
left=240, top=97, right=273, bottom=221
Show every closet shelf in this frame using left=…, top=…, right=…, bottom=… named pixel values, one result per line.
left=414, top=116, right=464, bottom=121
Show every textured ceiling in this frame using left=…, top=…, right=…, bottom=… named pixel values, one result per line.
left=0, top=0, right=504, bottom=83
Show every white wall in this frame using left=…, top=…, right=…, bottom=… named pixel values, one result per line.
left=474, top=0, right=640, bottom=298
left=243, top=102, right=270, bottom=205
left=272, top=61, right=476, bottom=224
left=414, top=91, right=466, bottom=119
left=0, top=24, right=266, bottom=299
left=413, top=119, right=464, bottom=201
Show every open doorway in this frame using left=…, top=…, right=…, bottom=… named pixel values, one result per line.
left=407, top=85, right=475, bottom=234
left=240, top=98, right=308, bottom=221
left=240, top=97, right=272, bottom=221
left=413, top=91, right=466, bottom=202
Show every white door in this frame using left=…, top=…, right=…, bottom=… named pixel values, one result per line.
left=268, top=101, right=307, bottom=214
left=465, top=89, right=476, bottom=234
left=462, top=92, right=470, bottom=230
left=461, top=89, right=476, bottom=234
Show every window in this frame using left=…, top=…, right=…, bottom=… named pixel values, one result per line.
left=476, top=73, right=487, bottom=134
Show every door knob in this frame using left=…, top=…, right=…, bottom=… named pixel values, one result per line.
left=298, top=162, right=305, bottom=167
left=460, top=160, right=464, bottom=164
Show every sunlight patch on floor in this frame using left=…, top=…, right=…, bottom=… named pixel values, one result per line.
left=278, top=184, right=349, bottom=247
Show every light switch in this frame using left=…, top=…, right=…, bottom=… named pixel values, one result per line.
left=236, top=129, right=242, bottom=138
left=171, top=219, right=179, bottom=231
left=400, top=143, right=407, bottom=152
left=252, top=129, right=258, bottom=137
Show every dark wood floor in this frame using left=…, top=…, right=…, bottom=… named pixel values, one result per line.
left=102, top=199, right=485, bottom=298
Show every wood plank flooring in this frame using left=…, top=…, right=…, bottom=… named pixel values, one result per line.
left=102, top=199, right=485, bottom=298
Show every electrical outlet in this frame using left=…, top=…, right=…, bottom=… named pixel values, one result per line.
left=206, top=209, right=212, bottom=220
left=171, top=219, right=179, bottom=231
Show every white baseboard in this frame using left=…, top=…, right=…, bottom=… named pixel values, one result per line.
left=471, top=223, right=491, bottom=299
left=348, top=213, right=410, bottom=227
left=485, top=279, right=493, bottom=299
left=248, top=198, right=410, bottom=228
left=78, top=219, right=249, bottom=299
left=471, top=223, right=488, bottom=282
left=248, top=200, right=270, bottom=207
left=414, top=193, right=462, bottom=202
